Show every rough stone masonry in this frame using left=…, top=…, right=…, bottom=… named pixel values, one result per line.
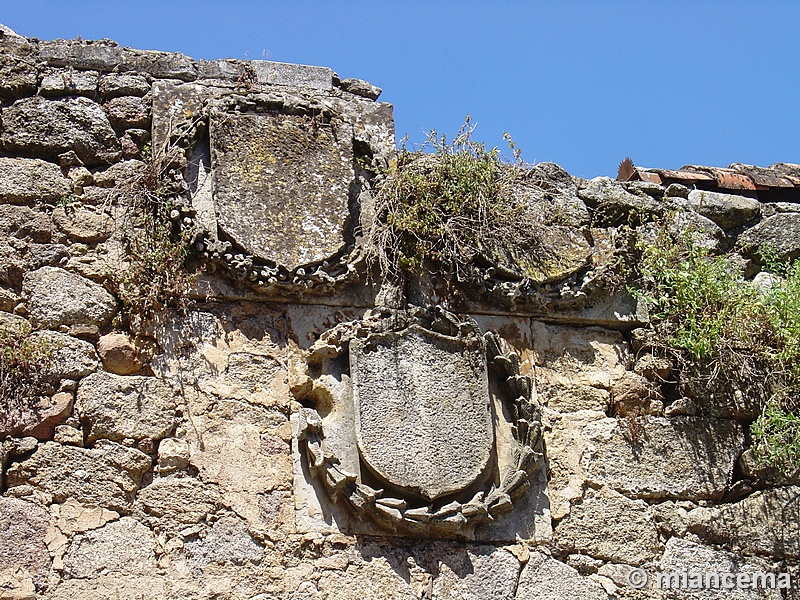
left=0, top=24, right=799, bottom=600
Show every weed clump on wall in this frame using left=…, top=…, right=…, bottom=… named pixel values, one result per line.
left=364, top=117, right=550, bottom=280
left=633, top=227, right=800, bottom=475
left=105, top=147, right=199, bottom=333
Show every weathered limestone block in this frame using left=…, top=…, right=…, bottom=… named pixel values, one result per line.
left=687, top=189, right=761, bottom=230
left=0, top=31, right=38, bottom=98
left=0, top=157, right=71, bottom=205
left=51, top=205, right=112, bottom=243
left=544, top=409, right=606, bottom=520
left=739, top=448, right=800, bottom=486
left=520, top=162, right=591, bottom=226
left=667, top=209, right=727, bottom=252
left=1, top=96, right=121, bottom=165
left=250, top=60, right=334, bottom=89
left=350, top=326, right=492, bottom=500
left=135, top=476, right=222, bottom=533
left=52, top=498, right=120, bottom=536
left=5, top=441, right=151, bottom=513
left=658, top=537, right=785, bottom=600
left=738, top=212, right=800, bottom=262
left=29, top=243, right=70, bottom=269
left=91, top=159, right=148, bottom=188
left=0, top=288, right=19, bottom=313
left=184, top=515, right=263, bottom=570
left=554, top=487, right=660, bottom=565
left=430, top=546, right=520, bottom=600
left=515, top=551, right=610, bottom=600
left=580, top=416, right=744, bottom=500
left=339, top=77, right=382, bottom=100
left=22, top=266, right=116, bottom=329
left=187, top=401, right=292, bottom=530
left=47, top=576, right=168, bottom=600
left=0, top=243, right=27, bottom=289
left=39, top=39, right=125, bottom=71
left=315, top=550, right=417, bottom=600
left=158, top=438, right=189, bottom=475
left=609, top=371, right=663, bottom=416
left=0, top=311, right=31, bottom=335
left=97, top=332, right=142, bottom=375
left=487, top=224, right=592, bottom=284
left=62, top=517, right=157, bottom=579
left=0, top=206, right=52, bottom=274
left=40, top=70, right=99, bottom=97
left=214, top=351, right=286, bottom=406
left=105, top=95, right=151, bottom=131
left=76, top=372, right=177, bottom=443
left=0, top=567, right=37, bottom=600
left=209, top=111, right=354, bottom=269
left=98, top=73, right=151, bottom=99
left=532, top=322, right=628, bottom=413
left=39, top=39, right=197, bottom=80
left=0, top=497, right=52, bottom=590
left=1, top=390, right=73, bottom=440
left=578, top=176, right=663, bottom=225
left=53, top=425, right=84, bottom=446
left=119, top=48, right=197, bottom=80
left=686, top=486, right=800, bottom=559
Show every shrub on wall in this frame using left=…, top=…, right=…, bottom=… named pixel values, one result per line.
left=633, top=226, right=800, bottom=474
left=365, top=117, right=550, bottom=278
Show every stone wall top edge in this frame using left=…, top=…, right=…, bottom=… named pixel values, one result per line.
left=0, top=25, right=382, bottom=99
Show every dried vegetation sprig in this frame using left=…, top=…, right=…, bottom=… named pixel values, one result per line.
left=364, top=117, right=550, bottom=280
left=105, top=138, right=199, bottom=332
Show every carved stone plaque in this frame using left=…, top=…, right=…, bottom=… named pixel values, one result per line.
left=350, top=326, right=492, bottom=501
left=293, top=307, right=547, bottom=541
left=210, top=112, right=353, bottom=269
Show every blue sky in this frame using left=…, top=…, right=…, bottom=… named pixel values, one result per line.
left=3, top=1, right=799, bottom=178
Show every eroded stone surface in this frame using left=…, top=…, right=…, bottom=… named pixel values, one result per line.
left=76, top=372, right=177, bottom=443
left=22, top=266, right=116, bottom=329
left=581, top=416, right=744, bottom=501
left=0, top=32, right=37, bottom=99
left=516, top=551, right=610, bottom=600
left=554, top=487, right=660, bottom=565
left=0, top=498, right=51, bottom=590
left=658, top=537, right=784, bottom=600
left=63, top=517, right=157, bottom=578
left=687, top=189, right=761, bottom=230
left=0, top=157, right=72, bottom=204
left=351, top=326, right=492, bottom=501
left=97, top=332, right=142, bottom=375
left=32, top=330, right=100, bottom=382
left=738, top=212, right=800, bottom=262
left=184, top=515, right=263, bottom=571
left=135, top=476, right=223, bottom=534
left=5, top=441, right=151, bottom=513
left=686, top=486, right=800, bottom=559
left=210, top=111, right=354, bottom=269
left=431, top=546, right=520, bottom=600
left=1, top=96, right=121, bottom=165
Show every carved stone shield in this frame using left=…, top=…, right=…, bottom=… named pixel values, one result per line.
left=210, top=111, right=354, bottom=269
left=350, top=326, right=493, bottom=501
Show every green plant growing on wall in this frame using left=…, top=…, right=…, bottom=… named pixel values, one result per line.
left=365, top=116, right=547, bottom=278
left=632, top=227, right=800, bottom=475
left=106, top=146, right=199, bottom=332
left=0, top=326, right=55, bottom=414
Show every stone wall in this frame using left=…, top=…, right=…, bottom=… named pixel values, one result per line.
left=0, top=26, right=798, bottom=600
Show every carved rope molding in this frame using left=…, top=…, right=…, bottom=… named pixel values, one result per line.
left=296, top=307, right=544, bottom=538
